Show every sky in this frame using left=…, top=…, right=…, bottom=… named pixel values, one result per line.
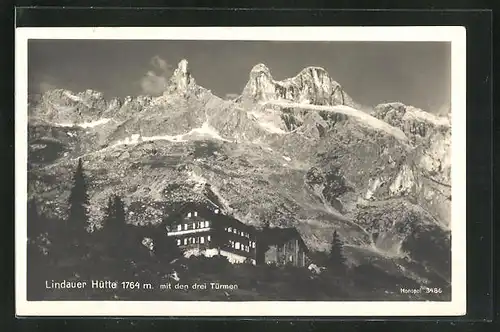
left=28, top=40, right=451, bottom=113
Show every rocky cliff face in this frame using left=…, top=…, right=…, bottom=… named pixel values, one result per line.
left=371, top=102, right=451, bottom=226
left=240, top=63, right=358, bottom=108
left=27, top=59, right=452, bottom=285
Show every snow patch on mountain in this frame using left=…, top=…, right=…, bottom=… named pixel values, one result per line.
left=265, top=101, right=410, bottom=143
left=247, top=110, right=287, bottom=135
left=367, top=239, right=407, bottom=259
left=143, top=135, right=186, bottom=143
left=365, top=178, right=383, bottom=200
left=63, top=91, right=83, bottom=102
left=110, top=122, right=231, bottom=148
left=188, top=122, right=232, bottom=142
left=389, top=164, right=416, bottom=196
left=56, top=118, right=112, bottom=128
left=111, top=133, right=185, bottom=147
left=259, top=122, right=287, bottom=134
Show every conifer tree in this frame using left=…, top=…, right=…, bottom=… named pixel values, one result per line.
left=262, top=218, right=271, bottom=230
left=27, top=199, right=43, bottom=241
left=103, top=195, right=126, bottom=233
left=27, top=199, right=44, bottom=267
left=113, top=195, right=126, bottom=229
left=26, top=199, right=46, bottom=300
left=67, top=158, right=89, bottom=234
left=149, top=225, right=181, bottom=263
left=104, top=196, right=114, bottom=223
left=328, top=230, right=346, bottom=269
left=102, top=194, right=127, bottom=257
left=62, top=158, right=91, bottom=260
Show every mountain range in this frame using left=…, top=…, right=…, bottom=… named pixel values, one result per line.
left=27, top=59, right=452, bottom=286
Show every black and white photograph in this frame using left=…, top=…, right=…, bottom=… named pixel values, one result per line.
left=15, top=27, right=466, bottom=316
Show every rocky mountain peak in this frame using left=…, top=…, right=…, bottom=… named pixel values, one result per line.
left=241, top=64, right=357, bottom=107
left=241, top=63, right=276, bottom=103
left=41, top=88, right=104, bottom=103
left=32, top=88, right=110, bottom=123
left=296, top=66, right=330, bottom=79
left=249, top=63, right=273, bottom=78
left=167, top=59, right=197, bottom=95
left=372, top=102, right=450, bottom=140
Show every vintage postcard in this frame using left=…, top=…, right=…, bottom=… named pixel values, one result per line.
left=15, top=26, right=466, bottom=316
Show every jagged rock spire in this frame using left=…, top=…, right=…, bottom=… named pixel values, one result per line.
left=167, top=59, right=196, bottom=95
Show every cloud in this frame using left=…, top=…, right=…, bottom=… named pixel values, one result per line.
left=140, top=71, right=168, bottom=96
left=151, top=55, right=171, bottom=73
left=435, top=103, right=451, bottom=116
left=33, top=74, right=59, bottom=94
left=39, top=81, right=57, bottom=94
left=140, top=56, right=172, bottom=95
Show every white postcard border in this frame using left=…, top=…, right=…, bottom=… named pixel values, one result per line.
left=15, top=26, right=467, bottom=317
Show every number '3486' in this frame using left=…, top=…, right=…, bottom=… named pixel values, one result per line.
left=422, top=287, right=443, bottom=294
